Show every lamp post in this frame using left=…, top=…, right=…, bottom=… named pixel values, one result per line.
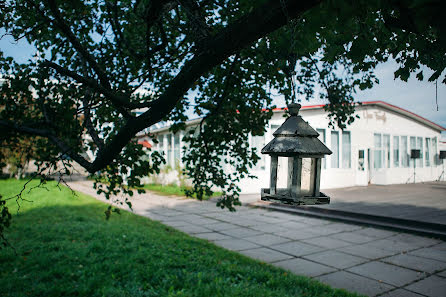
left=261, top=103, right=332, bottom=205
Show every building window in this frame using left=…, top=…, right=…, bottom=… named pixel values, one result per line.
left=157, top=135, right=164, bottom=154
left=251, top=135, right=266, bottom=170
left=393, top=136, right=399, bottom=167
left=432, top=137, right=438, bottom=165
left=342, top=131, right=351, bottom=168
left=425, top=138, right=431, bottom=167
left=174, top=133, right=180, bottom=166
left=417, top=137, right=423, bottom=167
left=167, top=134, right=172, bottom=167
left=271, top=124, right=280, bottom=136
left=410, top=136, right=416, bottom=168
left=331, top=131, right=339, bottom=168
left=383, top=134, right=390, bottom=168
left=374, top=133, right=382, bottom=169
left=316, top=128, right=326, bottom=169
left=401, top=136, right=409, bottom=167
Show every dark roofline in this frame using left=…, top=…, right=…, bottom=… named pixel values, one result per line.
left=149, top=100, right=445, bottom=134
left=271, top=100, right=445, bottom=132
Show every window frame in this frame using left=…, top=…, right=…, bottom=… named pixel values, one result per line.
left=331, top=131, right=340, bottom=169
left=316, top=128, right=326, bottom=169
left=393, top=136, right=399, bottom=167
left=342, top=131, right=351, bottom=169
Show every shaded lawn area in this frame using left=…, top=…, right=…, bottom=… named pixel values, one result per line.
left=0, top=179, right=360, bottom=297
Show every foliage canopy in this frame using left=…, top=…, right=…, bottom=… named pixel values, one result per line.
left=0, top=0, right=445, bottom=219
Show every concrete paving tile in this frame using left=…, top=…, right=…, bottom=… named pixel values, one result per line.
left=299, top=217, right=332, bottom=226
left=189, top=217, right=222, bottom=225
left=275, top=230, right=320, bottom=240
left=231, top=219, right=260, bottom=227
left=347, top=261, right=423, bottom=286
left=162, top=220, right=190, bottom=227
left=390, top=233, right=441, bottom=248
left=251, top=216, right=288, bottom=224
left=194, top=232, right=233, bottom=241
left=378, top=288, right=424, bottom=297
left=410, top=247, right=446, bottom=262
left=244, top=234, right=291, bottom=246
left=340, top=244, right=399, bottom=259
left=213, top=238, right=261, bottom=251
left=303, top=250, right=369, bottom=269
left=437, top=270, right=446, bottom=278
left=239, top=247, right=294, bottom=263
left=263, top=211, right=306, bottom=221
left=280, top=221, right=310, bottom=229
left=302, top=226, right=342, bottom=236
left=367, top=238, right=420, bottom=253
left=323, top=223, right=362, bottom=233
left=270, top=241, right=325, bottom=257
left=302, top=237, right=353, bottom=249
left=405, top=275, right=446, bottom=297
left=316, top=271, right=394, bottom=296
left=212, top=215, right=240, bottom=223
left=152, top=210, right=184, bottom=217
left=275, top=258, right=336, bottom=277
left=204, top=222, right=239, bottom=231
left=329, top=232, right=375, bottom=244
left=382, top=253, right=446, bottom=273
left=219, top=227, right=263, bottom=238
left=177, top=214, right=205, bottom=222
left=175, top=224, right=211, bottom=234
left=431, top=242, right=446, bottom=251
left=249, top=223, right=290, bottom=233
left=354, top=227, right=396, bottom=239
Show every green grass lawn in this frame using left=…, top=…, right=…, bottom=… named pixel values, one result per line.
left=142, top=183, right=222, bottom=200
left=0, top=179, right=361, bottom=297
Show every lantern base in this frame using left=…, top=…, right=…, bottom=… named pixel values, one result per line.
left=261, top=188, right=330, bottom=205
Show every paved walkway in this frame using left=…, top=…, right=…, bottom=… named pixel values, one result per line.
left=242, top=182, right=446, bottom=227
left=68, top=181, right=446, bottom=297
left=321, top=182, right=446, bottom=225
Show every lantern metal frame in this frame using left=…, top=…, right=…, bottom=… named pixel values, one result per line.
left=260, top=103, right=332, bottom=206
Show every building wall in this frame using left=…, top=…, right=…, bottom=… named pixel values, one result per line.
left=150, top=104, right=443, bottom=193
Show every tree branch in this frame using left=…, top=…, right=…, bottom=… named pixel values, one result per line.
left=41, top=60, right=152, bottom=110
left=82, top=93, right=105, bottom=151
left=178, top=0, right=210, bottom=40
left=46, top=0, right=111, bottom=88
left=143, top=0, right=176, bottom=32
left=88, top=0, right=322, bottom=171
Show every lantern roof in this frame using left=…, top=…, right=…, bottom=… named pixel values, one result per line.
left=262, top=103, right=332, bottom=156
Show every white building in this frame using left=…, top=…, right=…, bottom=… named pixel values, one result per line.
left=145, top=101, right=445, bottom=193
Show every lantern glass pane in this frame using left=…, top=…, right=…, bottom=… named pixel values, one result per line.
left=276, top=156, right=288, bottom=189
left=300, top=158, right=312, bottom=196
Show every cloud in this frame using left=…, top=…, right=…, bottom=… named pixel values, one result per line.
left=355, top=61, right=445, bottom=128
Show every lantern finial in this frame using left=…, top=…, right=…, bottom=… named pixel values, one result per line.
left=288, top=103, right=301, bottom=116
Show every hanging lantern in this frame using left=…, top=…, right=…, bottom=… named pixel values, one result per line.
left=261, top=103, right=332, bottom=205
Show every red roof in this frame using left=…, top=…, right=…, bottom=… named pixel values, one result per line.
left=271, top=101, right=445, bottom=131
left=138, top=140, right=152, bottom=148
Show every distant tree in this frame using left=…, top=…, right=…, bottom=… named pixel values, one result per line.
left=0, top=0, right=445, bottom=218
left=0, top=137, right=36, bottom=179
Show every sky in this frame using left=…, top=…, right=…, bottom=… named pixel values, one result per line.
left=1, top=32, right=445, bottom=133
